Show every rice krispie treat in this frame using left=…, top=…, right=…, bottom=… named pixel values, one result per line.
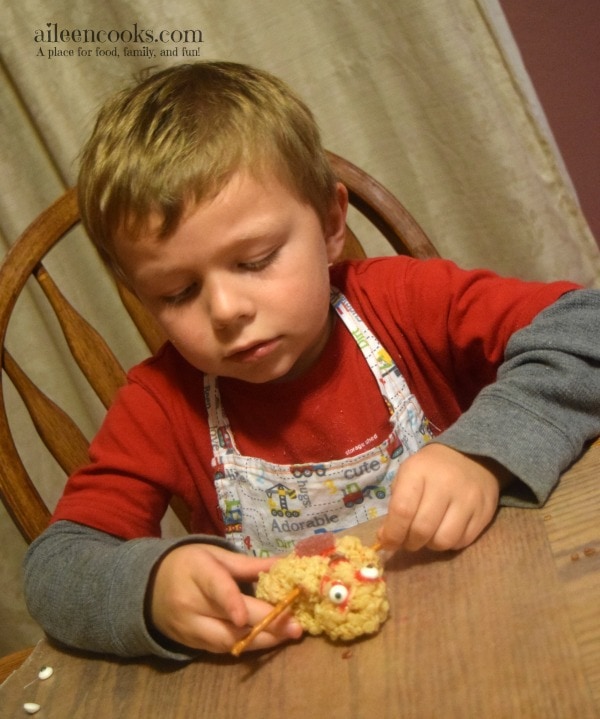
left=255, top=533, right=389, bottom=641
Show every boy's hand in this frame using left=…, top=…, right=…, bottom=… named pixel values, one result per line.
left=378, top=443, right=511, bottom=552
left=149, top=544, right=303, bottom=653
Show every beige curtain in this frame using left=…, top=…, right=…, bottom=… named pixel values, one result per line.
left=1, top=0, right=599, bottom=656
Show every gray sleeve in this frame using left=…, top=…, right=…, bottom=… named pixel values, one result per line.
left=23, top=520, right=231, bottom=660
left=433, top=289, right=600, bottom=506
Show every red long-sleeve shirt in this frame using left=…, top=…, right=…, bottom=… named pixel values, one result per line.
left=52, top=257, right=576, bottom=539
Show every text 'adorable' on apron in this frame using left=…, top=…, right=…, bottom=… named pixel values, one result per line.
left=206, top=289, right=432, bottom=556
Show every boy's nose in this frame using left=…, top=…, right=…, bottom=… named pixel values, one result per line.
left=206, top=275, right=254, bottom=328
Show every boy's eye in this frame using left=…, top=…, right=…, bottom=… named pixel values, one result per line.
left=240, top=248, right=279, bottom=272
left=162, top=284, right=197, bottom=306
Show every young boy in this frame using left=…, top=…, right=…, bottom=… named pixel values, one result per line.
left=24, top=62, right=600, bottom=660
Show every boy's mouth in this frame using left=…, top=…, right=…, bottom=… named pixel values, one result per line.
left=226, top=337, right=282, bottom=363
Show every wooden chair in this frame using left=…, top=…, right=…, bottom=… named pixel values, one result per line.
left=0, top=152, right=438, bottom=681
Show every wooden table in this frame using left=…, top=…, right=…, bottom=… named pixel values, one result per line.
left=2, top=441, right=599, bottom=718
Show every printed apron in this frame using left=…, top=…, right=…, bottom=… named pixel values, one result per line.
left=206, top=289, right=433, bottom=556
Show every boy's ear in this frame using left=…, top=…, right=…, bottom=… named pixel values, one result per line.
left=324, top=182, right=349, bottom=264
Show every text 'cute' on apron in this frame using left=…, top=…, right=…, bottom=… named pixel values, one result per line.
left=206, top=289, right=432, bottom=556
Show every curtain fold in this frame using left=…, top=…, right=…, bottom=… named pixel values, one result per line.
left=1, top=0, right=598, bottom=655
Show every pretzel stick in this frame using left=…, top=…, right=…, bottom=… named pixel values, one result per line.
left=231, top=586, right=302, bottom=656
left=230, top=539, right=384, bottom=656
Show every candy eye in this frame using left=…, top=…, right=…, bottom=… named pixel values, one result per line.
left=328, top=584, right=349, bottom=604
left=359, top=564, right=380, bottom=580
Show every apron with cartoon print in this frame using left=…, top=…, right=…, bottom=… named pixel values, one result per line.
left=206, top=288, right=433, bottom=556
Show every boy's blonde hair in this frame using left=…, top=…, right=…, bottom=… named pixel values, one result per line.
left=78, top=61, right=337, bottom=276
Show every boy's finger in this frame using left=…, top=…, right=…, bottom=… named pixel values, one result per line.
left=425, top=504, right=473, bottom=551
left=192, top=555, right=251, bottom=627
left=186, top=595, right=302, bottom=654
left=377, top=474, right=425, bottom=548
left=231, top=595, right=304, bottom=654
left=402, top=497, right=449, bottom=551
left=220, top=552, right=278, bottom=581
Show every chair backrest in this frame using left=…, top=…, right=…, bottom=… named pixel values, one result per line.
left=0, top=152, right=439, bottom=544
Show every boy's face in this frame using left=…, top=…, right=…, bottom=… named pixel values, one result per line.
left=114, top=171, right=348, bottom=383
